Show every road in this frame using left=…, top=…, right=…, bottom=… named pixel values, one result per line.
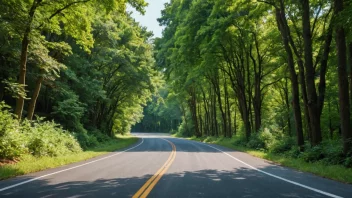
left=0, top=133, right=351, bottom=198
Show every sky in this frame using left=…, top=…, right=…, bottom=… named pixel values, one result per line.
left=128, top=0, right=170, bottom=38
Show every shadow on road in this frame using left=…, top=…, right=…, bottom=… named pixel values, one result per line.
left=1, top=167, right=328, bottom=198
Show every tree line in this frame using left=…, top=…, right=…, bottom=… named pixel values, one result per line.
left=0, top=0, right=158, bottom=137
left=154, top=0, right=352, bottom=156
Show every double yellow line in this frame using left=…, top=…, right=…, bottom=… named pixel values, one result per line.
left=133, top=139, right=176, bottom=198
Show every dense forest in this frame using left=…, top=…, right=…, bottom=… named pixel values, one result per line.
left=135, top=0, right=352, bottom=167
left=1, top=0, right=352, bottom=170
left=0, top=0, right=159, bottom=160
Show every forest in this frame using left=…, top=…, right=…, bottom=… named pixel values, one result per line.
left=0, top=0, right=159, bottom=161
left=137, top=0, right=352, bottom=169
left=1, top=0, right=352, bottom=176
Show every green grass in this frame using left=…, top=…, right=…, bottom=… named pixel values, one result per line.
left=0, top=135, right=138, bottom=180
left=184, top=136, right=352, bottom=184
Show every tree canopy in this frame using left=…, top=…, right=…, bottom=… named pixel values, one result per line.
left=150, top=0, right=352, bottom=160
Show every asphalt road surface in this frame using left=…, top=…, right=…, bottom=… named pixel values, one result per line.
left=1, top=133, right=352, bottom=198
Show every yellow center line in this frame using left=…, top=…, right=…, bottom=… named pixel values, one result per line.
left=133, top=139, right=176, bottom=198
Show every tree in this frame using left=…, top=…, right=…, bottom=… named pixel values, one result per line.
left=334, top=0, right=351, bottom=155
left=0, top=0, right=147, bottom=119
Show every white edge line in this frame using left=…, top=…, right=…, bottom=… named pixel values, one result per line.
left=0, top=138, right=144, bottom=192
left=199, top=142, right=343, bottom=198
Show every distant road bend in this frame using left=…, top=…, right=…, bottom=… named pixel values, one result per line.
left=0, top=133, right=351, bottom=198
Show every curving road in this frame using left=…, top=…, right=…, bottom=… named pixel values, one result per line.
left=0, top=133, right=351, bottom=198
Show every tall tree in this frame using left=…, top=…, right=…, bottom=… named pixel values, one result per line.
left=334, top=0, right=351, bottom=155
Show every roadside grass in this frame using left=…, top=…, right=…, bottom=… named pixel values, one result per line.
left=183, top=136, right=352, bottom=184
left=0, top=135, right=138, bottom=180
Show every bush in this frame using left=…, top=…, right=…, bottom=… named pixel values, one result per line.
left=90, top=129, right=110, bottom=143
left=0, top=102, right=82, bottom=160
left=75, top=132, right=99, bottom=150
left=246, top=128, right=275, bottom=150
left=0, top=103, right=27, bottom=159
left=233, top=135, right=247, bottom=146
left=176, top=118, right=194, bottom=137
left=269, top=137, right=295, bottom=154
left=319, top=140, right=344, bottom=165
left=286, top=146, right=301, bottom=158
left=246, top=134, right=264, bottom=150
left=344, top=157, right=352, bottom=168
left=299, top=140, right=345, bottom=165
left=25, top=121, right=82, bottom=157
left=300, top=145, right=324, bottom=162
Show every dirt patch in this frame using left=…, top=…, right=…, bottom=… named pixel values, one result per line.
left=0, top=158, right=19, bottom=166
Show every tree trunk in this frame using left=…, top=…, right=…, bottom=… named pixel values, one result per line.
left=210, top=88, right=215, bottom=136
left=251, top=35, right=263, bottom=132
left=334, top=0, right=352, bottom=155
left=276, top=5, right=304, bottom=149
left=198, top=102, right=203, bottom=136
left=234, top=107, right=237, bottom=135
left=214, top=79, right=227, bottom=137
left=15, top=0, right=39, bottom=120
left=0, top=81, right=4, bottom=101
left=247, top=52, right=254, bottom=133
left=301, top=0, right=322, bottom=146
left=298, top=60, right=311, bottom=140
left=318, top=25, right=333, bottom=116
left=15, top=34, right=30, bottom=119
left=213, top=90, right=218, bottom=136
left=349, top=42, right=352, bottom=112
left=284, top=78, right=292, bottom=136
left=224, top=77, right=232, bottom=137
left=189, top=87, right=200, bottom=137
left=201, top=87, right=209, bottom=136
left=328, top=100, right=333, bottom=139
left=27, top=75, right=44, bottom=120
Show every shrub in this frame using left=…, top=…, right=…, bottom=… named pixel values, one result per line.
left=300, top=145, right=324, bottom=162
left=246, top=134, right=264, bottom=150
left=286, top=146, right=301, bottom=158
left=246, top=128, right=275, bottom=150
left=90, top=129, right=110, bottom=143
left=0, top=102, right=82, bottom=159
left=298, top=140, right=345, bottom=165
left=319, top=140, right=344, bottom=165
left=232, top=135, right=247, bottom=146
left=0, top=102, right=27, bottom=159
left=176, top=118, right=194, bottom=137
left=269, top=137, right=295, bottom=154
left=343, top=157, right=352, bottom=168
left=75, top=132, right=99, bottom=150
left=26, top=121, right=82, bottom=157
left=259, top=128, right=275, bottom=150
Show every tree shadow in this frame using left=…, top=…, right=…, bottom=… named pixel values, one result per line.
left=0, top=167, right=332, bottom=198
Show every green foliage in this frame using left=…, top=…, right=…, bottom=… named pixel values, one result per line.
left=0, top=102, right=81, bottom=159
left=0, top=0, right=155, bottom=171
left=246, top=128, right=275, bottom=151
left=300, top=140, right=346, bottom=166
left=232, top=135, right=248, bottom=146
left=89, top=128, right=111, bottom=143
left=0, top=102, right=27, bottom=159
left=269, top=137, right=295, bottom=154
left=0, top=135, right=138, bottom=180
left=300, top=145, right=325, bottom=162
left=25, top=121, right=82, bottom=157
left=52, top=92, right=86, bottom=131
left=0, top=0, right=152, bottom=138
left=74, top=128, right=110, bottom=150
left=175, top=115, right=194, bottom=137
left=2, top=80, right=28, bottom=99
left=75, top=132, right=99, bottom=150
